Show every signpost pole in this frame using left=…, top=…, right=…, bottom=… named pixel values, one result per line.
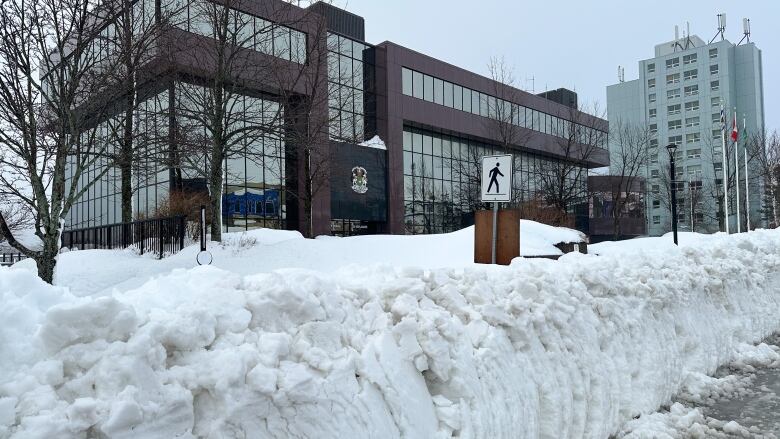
left=491, top=202, right=498, bottom=264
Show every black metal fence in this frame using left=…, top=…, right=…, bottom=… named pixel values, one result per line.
left=0, top=253, right=26, bottom=266
left=61, top=216, right=187, bottom=259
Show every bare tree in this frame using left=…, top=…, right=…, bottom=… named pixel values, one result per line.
left=703, top=125, right=765, bottom=232
left=0, top=0, right=114, bottom=282
left=484, top=57, right=532, bottom=205
left=173, top=0, right=289, bottom=241
left=746, top=129, right=780, bottom=228
left=607, top=120, right=650, bottom=239
left=537, top=103, right=607, bottom=221
left=268, top=8, right=346, bottom=238
left=101, top=0, right=179, bottom=223
left=0, top=202, right=32, bottom=243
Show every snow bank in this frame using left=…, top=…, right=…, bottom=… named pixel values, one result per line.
left=2, top=230, right=780, bottom=438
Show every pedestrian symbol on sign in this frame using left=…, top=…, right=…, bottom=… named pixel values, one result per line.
left=487, top=162, right=504, bottom=194
left=481, top=155, right=512, bottom=202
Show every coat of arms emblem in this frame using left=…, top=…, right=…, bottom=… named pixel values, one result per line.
left=351, top=166, right=368, bottom=194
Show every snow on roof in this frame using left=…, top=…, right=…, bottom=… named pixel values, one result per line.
left=358, top=135, right=387, bottom=150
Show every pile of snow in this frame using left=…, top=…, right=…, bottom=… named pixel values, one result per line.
left=2, top=228, right=780, bottom=438
left=358, top=135, right=387, bottom=150
left=42, top=220, right=581, bottom=297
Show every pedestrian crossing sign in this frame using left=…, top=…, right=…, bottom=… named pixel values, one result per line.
left=481, top=154, right=513, bottom=202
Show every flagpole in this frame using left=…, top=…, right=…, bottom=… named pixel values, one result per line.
left=721, top=105, right=729, bottom=234
left=733, top=108, right=741, bottom=233
left=744, top=115, right=750, bottom=231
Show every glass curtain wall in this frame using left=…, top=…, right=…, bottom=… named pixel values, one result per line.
left=65, top=90, right=170, bottom=229
left=327, top=32, right=369, bottom=142
left=402, top=126, right=587, bottom=234
left=174, top=82, right=286, bottom=232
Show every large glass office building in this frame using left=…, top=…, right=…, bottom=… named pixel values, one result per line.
left=65, top=0, right=609, bottom=236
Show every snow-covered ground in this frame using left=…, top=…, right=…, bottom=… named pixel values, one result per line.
left=1, top=225, right=780, bottom=438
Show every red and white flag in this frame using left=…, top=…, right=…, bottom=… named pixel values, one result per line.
left=731, top=112, right=739, bottom=142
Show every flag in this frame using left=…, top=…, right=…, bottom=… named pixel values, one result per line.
left=720, top=106, right=726, bottom=132
left=731, top=112, right=738, bottom=142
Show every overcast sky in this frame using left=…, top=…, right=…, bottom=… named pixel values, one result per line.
left=340, top=0, right=777, bottom=131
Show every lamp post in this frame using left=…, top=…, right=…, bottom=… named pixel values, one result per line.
left=667, top=143, right=679, bottom=245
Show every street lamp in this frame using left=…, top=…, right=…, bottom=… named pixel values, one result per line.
left=666, top=143, right=679, bottom=245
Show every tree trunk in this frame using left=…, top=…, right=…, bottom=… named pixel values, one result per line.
left=209, top=146, right=224, bottom=242
left=36, top=229, right=60, bottom=284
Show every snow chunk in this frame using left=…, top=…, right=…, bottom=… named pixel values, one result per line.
left=359, top=135, right=387, bottom=150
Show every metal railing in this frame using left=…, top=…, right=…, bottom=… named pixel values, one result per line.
left=61, top=216, right=187, bottom=259
left=0, top=252, right=26, bottom=266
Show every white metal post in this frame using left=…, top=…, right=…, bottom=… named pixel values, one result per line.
left=734, top=108, right=741, bottom=233
left=744, top=116, right=750, bottom=231
left=491, top=202, right=498, bottom=264
left=722, top=106, right=729, bottom=234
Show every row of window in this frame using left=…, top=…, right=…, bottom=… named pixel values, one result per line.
left=163, top=0, right=307, bottom=64
left=648, top=96, right=723, bottom=119
left=401, top=67, right=607, bottom=148
left=646, top=48, right=718, bottom=74
left=647, top=65, right=719, bottom=89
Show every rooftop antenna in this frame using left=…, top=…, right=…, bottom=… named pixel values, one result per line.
left=684, top=21, right=694, bottom=49
left=738, top=18, right=751, bottom=44
left=672, top=25, right=684, bottom=51
left=618, top=66, right=625, bottom=83
left=525, top=75, right=535, bottom=93
left=710, top=13, right=726, bottom=44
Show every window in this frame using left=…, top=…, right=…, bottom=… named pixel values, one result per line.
left=686, top=133, right=701, bottom=144
left=423, top=74, right=433, bottom=101
left=653, top=215, right=661, bottom=225
left=651, top=169, right=660, bottom=178
left=683, top=69, right=698, bottom=81
left=685, top=116, right=700, bottom=127
left=453, top=85, right=463, bottom=110
left=687, top=148, right=702, bottom=159
left=687, top=164, right=702, bottom=177
left=667, top=88, right=681, bottom=99
left=668, top=120, right=682, bottom=130
left=668, top=135, right=682, bottom=146
left=710, top=64, right=719, bottom=75
left=709, top=48, right=718, bottom=59
left=684, top=85, right=698, bottom=96
left=666, top=73, right=680, bottom=84
left=690, top=180, right=703, bottom=190
left=650, top=123, right=658, bottom=134
left=666, top=57, right=680, bottom=69
left=402, top=68, right=413, bottom=96
left=712, top=128, right=721, bottom=139
left=710, top=80, right=720, bottom=92
left=443, top=81, right=453, bottom=107
left=648, top=78, right=656, bottom=89
left=649, top=108, right=657, bottom=118
left=651, top=152, right=659, bottom=163
left=711, top=97, right=720, bottom=108
left=673, top=181, right=685, bottom=192
left=650, top=138, right=659, bottom=148
left=412, top=71, right=424, bottom=99
left=433, top=78, right=443, bottom=104
left=684, top=101, right=699, bottom=112
left=714, top=162, right=723, bottom=171
left=649, top=93, right=657, bottom=103
left=667, top=104, right=681, bottom=115
left=652, top=185, right=660, bottom=194
left=711, top=113, right=720, bottom=124
left=683, top=53, right=697, bottom=65
left=652, top=200, right=661, bottom=209
left=647, top=63, right=656, bottom=74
